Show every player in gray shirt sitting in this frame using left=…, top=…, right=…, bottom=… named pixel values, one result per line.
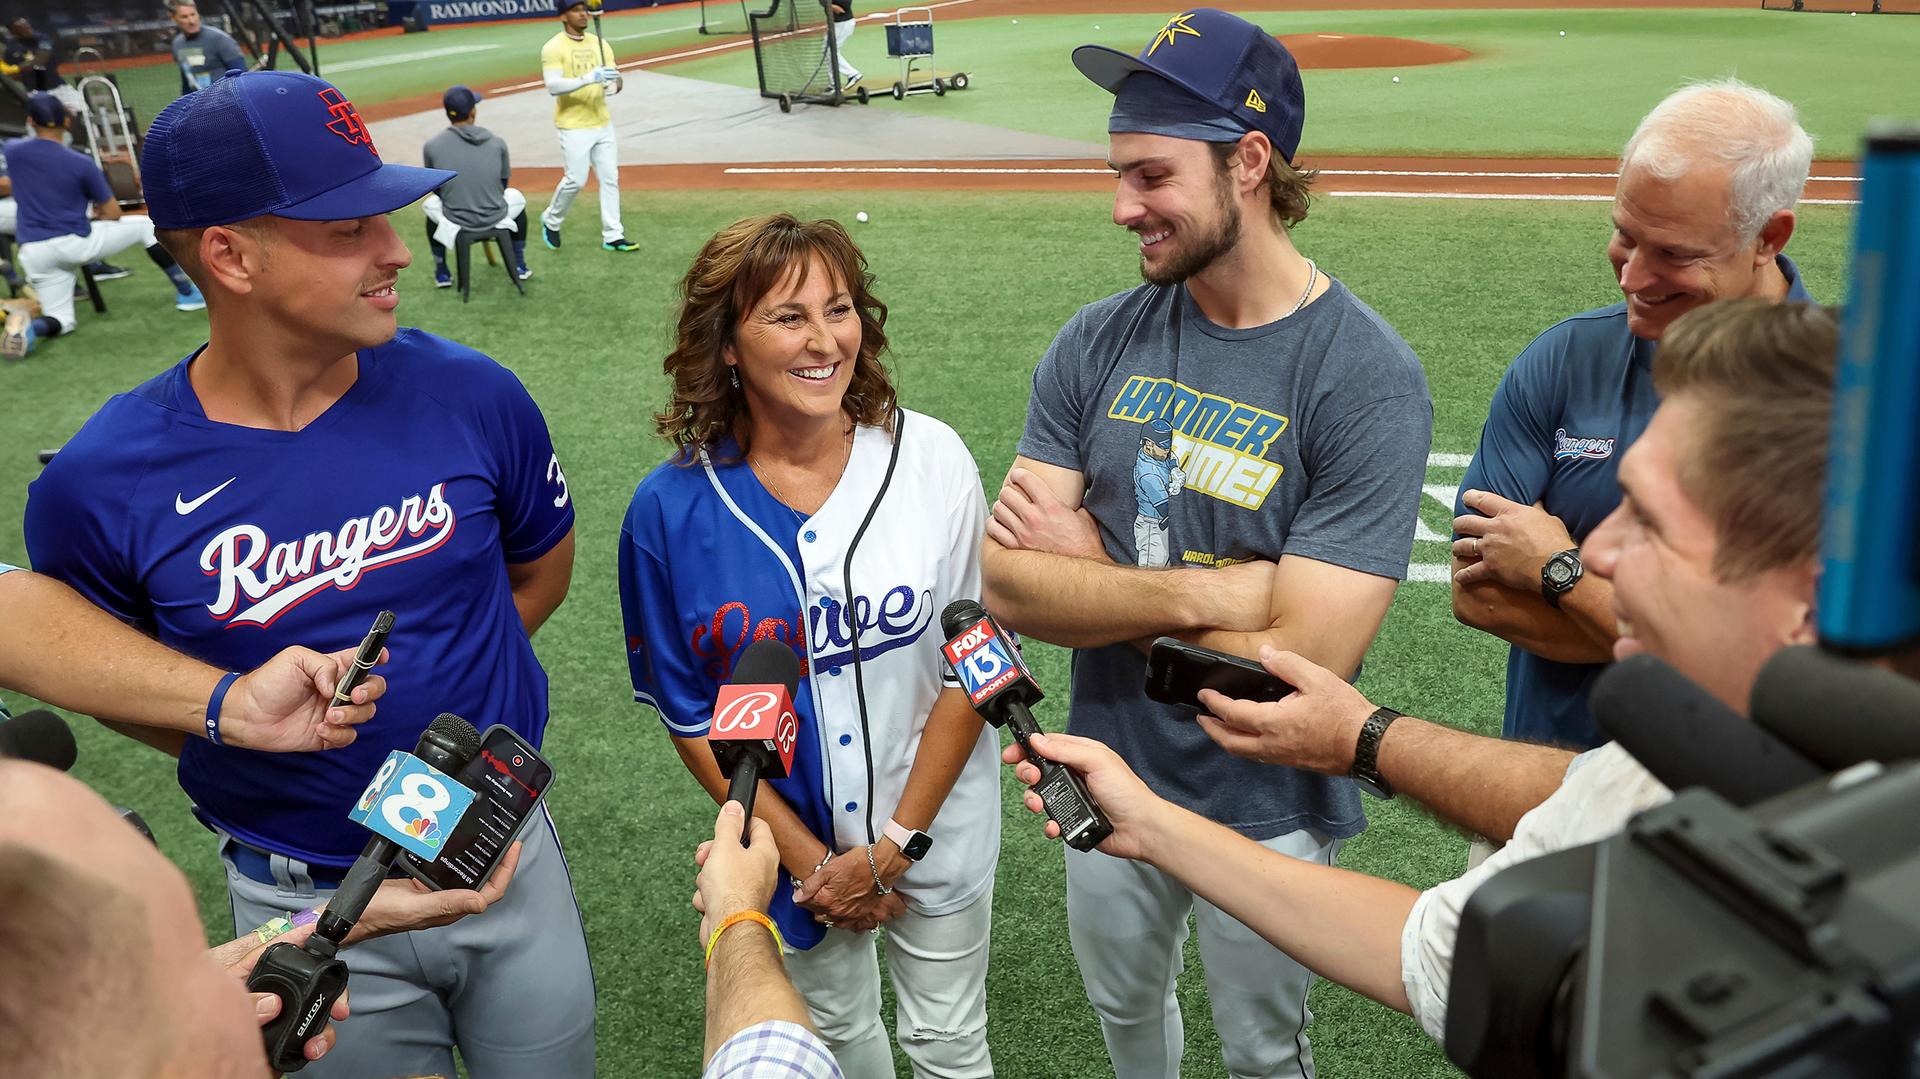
left=168, top=1, right=247, bottom=94
left=983, top=12, right=1431, bottom=1079
left=422, top=85, right=532, bottom=286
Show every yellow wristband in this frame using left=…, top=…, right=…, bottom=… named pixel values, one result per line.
left=704, top=910, right=783, bottom=968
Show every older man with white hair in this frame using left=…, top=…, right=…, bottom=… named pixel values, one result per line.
left=1449, top=78, right=1816, bottom=758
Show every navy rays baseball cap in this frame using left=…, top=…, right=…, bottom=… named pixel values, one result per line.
left=1074, top=9, right=1306, bottom=162
left=443, top=84, right=481, bottom=120
left=141, top=70, right=453, bottom=230
left=26, top=91, right=65, bottom=128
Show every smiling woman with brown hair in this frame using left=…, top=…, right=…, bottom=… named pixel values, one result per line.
left=620, top=213, right=1001, bottom=1077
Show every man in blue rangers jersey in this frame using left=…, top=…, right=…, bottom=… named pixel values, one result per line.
left=23, top=71, right=593, bottom=1079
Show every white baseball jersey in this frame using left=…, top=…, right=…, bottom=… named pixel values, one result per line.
left=619, top=408, right=1000, bottom=951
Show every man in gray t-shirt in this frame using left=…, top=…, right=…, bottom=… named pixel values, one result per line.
left=168, top=1, right=247, bottom=94
left=983, top=13, right=1430, bottom=1079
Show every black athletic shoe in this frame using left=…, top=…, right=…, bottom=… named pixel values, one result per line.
left=85, top=261, right=132, bottom=280
left=543, top=224, right=562, bottom=250
left=602, top=238, right=639, bottom=253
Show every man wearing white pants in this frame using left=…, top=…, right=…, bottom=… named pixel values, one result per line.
left=538, top=0, right=635, bottom=253
left=2, top=93, right=202, bottom=358
left=829, top=2, right=861, bottom=88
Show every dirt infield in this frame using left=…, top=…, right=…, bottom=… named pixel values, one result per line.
left=506, top=156, right=1861, bottom=200
left=1280, top=33, right=1472, bottom=69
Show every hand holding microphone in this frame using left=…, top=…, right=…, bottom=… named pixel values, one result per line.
left=941, top=600, right=1113, bottom=851
left=693, top=801, right=780, bottom=947
left=248, top=713, right=482, bottom=1073
left=707, top=639, right=801, bottom=840
left=1002, top=731, right=1164, bottom=862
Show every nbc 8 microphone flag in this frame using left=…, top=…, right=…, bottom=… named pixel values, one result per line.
left=349, top=750, right=479, bottom=862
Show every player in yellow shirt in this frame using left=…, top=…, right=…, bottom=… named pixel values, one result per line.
left=538, top=0, right=635, bottom=253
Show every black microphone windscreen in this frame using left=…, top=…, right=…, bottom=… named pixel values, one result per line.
left=940, top=599, right=988, bottom=640
left=1751, top=645, right=1920, bottom=770
left=426, top=712, right=482, bottom=763
left=1591, top=654, right=1820, bottom=806
left=0, top=710, right=78, bottom=772
left=733, top=638, right=800, bottom=693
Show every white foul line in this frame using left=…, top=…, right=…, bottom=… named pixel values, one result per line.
left=324, top=43, right=499, bottom=72
left=609, top=23, right=700, bottom=41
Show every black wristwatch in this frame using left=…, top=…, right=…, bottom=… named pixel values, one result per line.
left=1541, top=547, right=1583, bottom=608
left=1349, top=706, right=1402, bottom=800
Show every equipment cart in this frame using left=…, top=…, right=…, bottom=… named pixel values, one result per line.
left=885, top=7, right=970, bottom=99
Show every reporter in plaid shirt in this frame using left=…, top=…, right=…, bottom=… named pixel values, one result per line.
left=698, top=800, right=844, bottom=1078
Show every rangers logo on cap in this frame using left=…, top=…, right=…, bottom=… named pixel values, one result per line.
left=319, top=87, right=378, bottom=154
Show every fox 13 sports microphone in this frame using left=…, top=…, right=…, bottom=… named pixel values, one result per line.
left=248, top=713, right=482, bottom=1073
left=709, top=639, right=801, bottom=843
left=940, top=600, right=1113, bottom=852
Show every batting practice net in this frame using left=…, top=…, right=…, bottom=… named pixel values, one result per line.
left=748, top=0, right=847, bottom=109
left=1760, top=0, right=1919, bottom=12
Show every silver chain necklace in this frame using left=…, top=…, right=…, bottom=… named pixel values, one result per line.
left=751, top=431, right=853, bottom=525
left=1286, top=259, right=1318, bottom=319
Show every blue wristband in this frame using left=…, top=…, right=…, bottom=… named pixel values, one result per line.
left=206, top=671, right=241, bottom=746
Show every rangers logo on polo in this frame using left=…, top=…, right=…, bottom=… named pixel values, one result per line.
left=1553, top=428, right=1616, bottom=462
left=199, top=483, right=456, bottom=627
left=318, top=86, right=378, bottom=154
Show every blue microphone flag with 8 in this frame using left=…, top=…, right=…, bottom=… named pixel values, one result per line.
left=348, top=749, right=479, bottom=862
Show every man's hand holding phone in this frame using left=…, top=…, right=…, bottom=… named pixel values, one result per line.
left=343, top=841, right=523, bottom=945
left=1194, top=646, right=1377, bottom=774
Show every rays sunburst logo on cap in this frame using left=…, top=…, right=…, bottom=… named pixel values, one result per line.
left=1146, top=11, right=1202, bottom=56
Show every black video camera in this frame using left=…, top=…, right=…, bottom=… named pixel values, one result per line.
left=1445, top=760, right=1920, bottom=1079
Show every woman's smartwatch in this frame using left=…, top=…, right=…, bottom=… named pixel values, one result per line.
left=883, top=818, right=933, bottom=861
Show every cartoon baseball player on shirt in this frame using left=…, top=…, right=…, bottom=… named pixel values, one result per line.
left=1132, top=416, right=1184, bottom=568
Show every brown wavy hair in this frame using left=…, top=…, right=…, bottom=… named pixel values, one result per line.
left=1209, top=141, right=1317, bottom=230
left=654, top=213, right=895, bottom=460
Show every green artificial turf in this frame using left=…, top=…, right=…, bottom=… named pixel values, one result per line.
left=669, top=7, right=1920, bottom=158
left=0, top=190, right=1853, bottom=1077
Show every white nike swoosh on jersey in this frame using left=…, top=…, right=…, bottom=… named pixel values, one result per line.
left=175, top=477, right=238, bottom=516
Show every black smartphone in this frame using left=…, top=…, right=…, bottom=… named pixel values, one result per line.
left=399, top=724, right=554, bottom=891
left=1144, top=637, right=1296, bottom=712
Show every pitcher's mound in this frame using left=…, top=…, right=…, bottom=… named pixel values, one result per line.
left=1278, top=33, right=1472, bottom=70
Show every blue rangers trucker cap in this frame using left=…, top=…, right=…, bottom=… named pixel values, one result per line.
left=141, top=70, right=453, bottom=230
left=1073, top=9, right=1307, bottom=162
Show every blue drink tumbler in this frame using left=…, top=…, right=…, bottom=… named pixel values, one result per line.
left=1821, top=124, right=1920, bottom=653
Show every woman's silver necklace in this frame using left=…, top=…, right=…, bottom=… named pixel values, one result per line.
left=751, top=432, right=853, bottom=525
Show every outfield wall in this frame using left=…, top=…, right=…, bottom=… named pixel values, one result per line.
left=385, top=0, right=697, bottom=26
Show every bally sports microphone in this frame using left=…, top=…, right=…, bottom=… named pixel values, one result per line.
left=1751, top=644, right=1920, bottom=770
left=248, top=713, right=481, bottom=1073
left=1591, top=654, right=1821, bottom=807
left=330, top=609, right=394, bottom=710
left=709, top=639, right=801, bottom=843
left=0, top=709, right=78, bottom=772
left=940, top=600, right=1113, bottom=852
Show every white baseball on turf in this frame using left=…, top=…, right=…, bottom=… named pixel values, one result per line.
left=856, top=212, right=870, bottom=223
left=1094, top=24, right=1101, bottom=29
left=1559, top=30, right=1566, bottom=36
left=1391, top=76, right=1400, bottom=83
